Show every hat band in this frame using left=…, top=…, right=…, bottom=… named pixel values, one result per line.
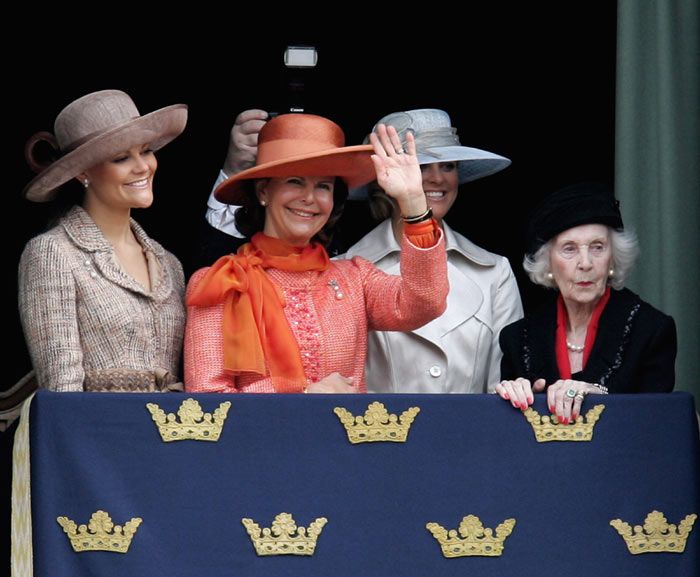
left=397, top=126, right=461, bottom=151
left=257, top=138, right=346, bottom=165
left=61, top=116, right=140, bottom=153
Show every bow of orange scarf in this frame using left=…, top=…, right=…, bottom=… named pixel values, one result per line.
left=187, top=234, right=329, bottom=392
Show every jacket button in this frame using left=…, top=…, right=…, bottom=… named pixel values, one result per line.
left=429, top=365, right=442, bottom=378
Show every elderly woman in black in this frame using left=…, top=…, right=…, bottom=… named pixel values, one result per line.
left=497, top=183, right=676, bottom=422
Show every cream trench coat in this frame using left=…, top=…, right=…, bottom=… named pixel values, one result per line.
left=343, top=220, right=523, bottom=393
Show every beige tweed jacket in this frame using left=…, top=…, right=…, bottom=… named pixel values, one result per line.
left=18, top=206, right=186, bottom=392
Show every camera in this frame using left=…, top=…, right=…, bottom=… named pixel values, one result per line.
left=272, top=45, right=318, bottom=115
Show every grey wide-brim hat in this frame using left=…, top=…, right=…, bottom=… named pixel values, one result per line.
left=23, top=90, right=188, bottom=202
left=349, top=108, right=511, bottom=200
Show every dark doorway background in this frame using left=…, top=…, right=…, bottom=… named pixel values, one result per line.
left=5, top=6, right=616, bottom=391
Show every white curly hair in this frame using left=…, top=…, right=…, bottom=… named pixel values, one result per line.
left=524, top=227, right=639, bottom=290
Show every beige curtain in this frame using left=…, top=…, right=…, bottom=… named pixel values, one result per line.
left=616, top=0, right=700, bottom=396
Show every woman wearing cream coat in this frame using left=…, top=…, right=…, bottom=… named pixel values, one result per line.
left=345, top=109, right=522, bottom=393
left=345, top=216, right=521, bottom=393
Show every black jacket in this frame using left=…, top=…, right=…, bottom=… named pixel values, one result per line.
left=499, top=288, right=676, bottom=392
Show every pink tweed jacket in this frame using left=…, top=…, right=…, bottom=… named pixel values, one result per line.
left=184, top=233, right=448, bottom=393
left=18, top=206, right=186, bottom=392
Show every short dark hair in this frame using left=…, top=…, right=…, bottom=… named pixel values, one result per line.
left=234, top=178, right=349, bottom=247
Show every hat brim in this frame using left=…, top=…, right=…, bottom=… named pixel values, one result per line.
left=349, top=145, right=511, bottom=200
left=215, top=144, right=376, bottom=205
left=23, top=104, right=188, bottom=202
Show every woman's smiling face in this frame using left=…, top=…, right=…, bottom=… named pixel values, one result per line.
left=257, top=175, right=335, bottom=246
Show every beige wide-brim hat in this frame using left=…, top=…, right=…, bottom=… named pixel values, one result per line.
left=215, top=113, right=376, bottom=205
left=23, top=89, right=188, bottom=202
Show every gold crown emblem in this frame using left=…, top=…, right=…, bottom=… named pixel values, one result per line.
left=522, top=404, right=605, bottom=442
left=56, top=510, right=142, bottom=553
left=426, top=515, right=516, bottom=557
left=334, top=402, right=420, bottom=443
left=146, top=398, right=231, bottom=442
left=610, top=510, right=697, bottom=554
left=241, top=513, right=328, bottom=556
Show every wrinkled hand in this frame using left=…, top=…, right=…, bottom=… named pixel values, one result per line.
left=496, top=377, right=546, bottom=409
left=305, top=372, right=355, bottom=394
left=546, top=379, right=602, bottom=423
left=369, top=124, right=426, bottom=218
left=223, top=109, right=268, bottom=176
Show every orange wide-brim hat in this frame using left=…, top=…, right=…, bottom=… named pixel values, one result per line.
left=214, top=113, right=376, bottom=205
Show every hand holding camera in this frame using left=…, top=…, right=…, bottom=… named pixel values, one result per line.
left=223, top=109, right=268, bottom=176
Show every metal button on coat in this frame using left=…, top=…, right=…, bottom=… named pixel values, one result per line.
left=429, top=365, right=442, bottom=378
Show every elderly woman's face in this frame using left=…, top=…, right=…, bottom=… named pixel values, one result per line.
left=257, top=176, right=334, bottom=246
left=550, top=224, right=612, bottom=306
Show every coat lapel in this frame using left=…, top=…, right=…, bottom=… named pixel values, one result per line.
left=344, top=220, right=498, bottom=345
left=578, top=289, right=639, bottom=384
left=527, top=289, right=641, bottom=385
left=413, top=262, right=483, bottom=340
left=61, top=206, right=172, bottom=300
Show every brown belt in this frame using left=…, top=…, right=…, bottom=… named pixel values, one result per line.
left=83, top=368, right=183, bottom=392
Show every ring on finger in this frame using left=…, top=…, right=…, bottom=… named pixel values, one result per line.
left=574, top=392, right=586, bottom=401
left=395, top=147, right=405, bottom=154
left=565, top=387, right=577, bottom=399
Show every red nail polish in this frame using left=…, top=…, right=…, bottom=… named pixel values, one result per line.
left=503, top=393, right=509, bottom=400
left=572, top=413, right=578, bottom=420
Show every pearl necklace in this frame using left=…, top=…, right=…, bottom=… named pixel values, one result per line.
left=566, top=340, right=585, bottom=353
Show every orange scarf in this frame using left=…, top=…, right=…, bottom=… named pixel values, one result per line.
left=187, top=233, right=329, bottom=392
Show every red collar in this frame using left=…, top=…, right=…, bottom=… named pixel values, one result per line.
left=555, top=287, right=611, bottom=378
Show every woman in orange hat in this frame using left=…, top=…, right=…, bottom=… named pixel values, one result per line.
left=184, top=113, right=448, bottom=393
left=19, top=90, right=188, bottom=392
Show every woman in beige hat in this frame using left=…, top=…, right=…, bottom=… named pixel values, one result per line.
left=184, top=113, right=448, bottom=394
left=19, top=89, right=188, bottom=392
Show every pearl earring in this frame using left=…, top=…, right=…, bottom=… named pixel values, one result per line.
left=82, top=180, right=89, bottom=188
left=546, top=272, right=554, bottom=280
left=260, top=200, right=267, bottom=206
left=609, top=268, right=614, bottom=277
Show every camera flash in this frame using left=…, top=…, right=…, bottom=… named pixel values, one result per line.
left=284, top=46, right=318, bottom=68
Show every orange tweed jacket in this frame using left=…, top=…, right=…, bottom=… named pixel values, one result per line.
left=184, top=233, right=448, bottom=393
